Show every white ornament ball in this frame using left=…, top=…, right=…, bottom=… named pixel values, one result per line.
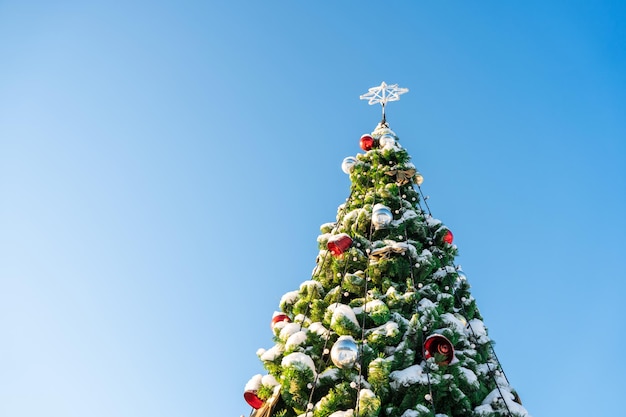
left=330, top=335, right=359, bottom=369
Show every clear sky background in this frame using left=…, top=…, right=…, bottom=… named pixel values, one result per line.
left=1, top=1, right=624, bottom=416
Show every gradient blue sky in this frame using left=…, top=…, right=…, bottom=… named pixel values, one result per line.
left=1, top=1, right=624, bottom=416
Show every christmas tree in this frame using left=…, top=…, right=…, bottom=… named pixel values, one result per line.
left=242, top=83, right=530, bottom=417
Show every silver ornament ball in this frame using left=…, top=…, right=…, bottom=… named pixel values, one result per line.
left=341, top=156, right=357, bottom=174
left=330, top=335, right=359, bottom=369
left=379, top=134, right=396, bottom=148
left=372, top=203, right=393, bottom=229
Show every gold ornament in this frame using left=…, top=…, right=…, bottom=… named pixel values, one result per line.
left=413, top=172, right=424, bottom=186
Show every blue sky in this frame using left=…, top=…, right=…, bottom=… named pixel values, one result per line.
left=1, top=1, right=624, bottom=416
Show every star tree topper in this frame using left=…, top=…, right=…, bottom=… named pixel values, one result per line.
left=360, top=81, right=409, bottom=125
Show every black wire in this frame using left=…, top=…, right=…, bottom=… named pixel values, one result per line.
left=452, top=274, right=514, bottom=417
left=415, top=183, right=432, bottom=217
left=354, top=172, right=380, bottom=417
left=302, top=189, right=358, bottom=416
left=412, top=167, right=513, bottom=416
left=400, top=198, right=438, bottom=417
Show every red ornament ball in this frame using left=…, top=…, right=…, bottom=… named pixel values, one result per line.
left=443, top=230, right=454, bottom=244
left=360, top=134, right=374, bottom=151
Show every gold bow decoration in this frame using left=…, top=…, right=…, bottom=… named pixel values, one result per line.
left=385, top=167, right=421, bottom=185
